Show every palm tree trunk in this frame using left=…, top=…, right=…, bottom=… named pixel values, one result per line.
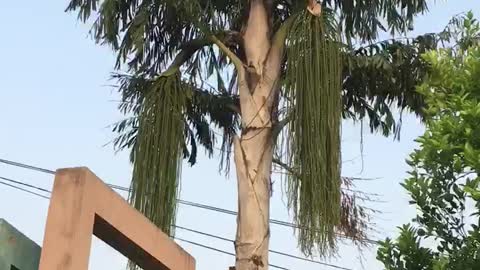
left=234, top=76, right=279, bottom=270
left=234, top=129, right=273, bottom=270
left=233, top=1, right=278, bottom=269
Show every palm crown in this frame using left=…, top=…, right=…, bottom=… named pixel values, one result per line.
left=66, top=0, right=446, bottom=267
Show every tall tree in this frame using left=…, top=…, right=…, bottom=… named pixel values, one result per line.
left=377, top=12, right=480, bottom=270
left=66, top=0, right=443, bottom=269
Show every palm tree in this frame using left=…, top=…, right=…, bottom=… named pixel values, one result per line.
left=66, top=0, right=445, bottom=269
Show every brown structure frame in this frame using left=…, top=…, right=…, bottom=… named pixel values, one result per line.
left=38, top=167, right=195, bottom=270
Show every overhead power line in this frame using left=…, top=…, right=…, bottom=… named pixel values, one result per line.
left=0, top=179, right=291, bottom=270
left=0, top=180, right=50, bottom=199
left=174, top=237, right=292, bottom=270
left=0, top=158, right=55, bottom=174
left=0, top=179, right=303, bottom=270
left=174, top=225, right=352, bottom=270
left=0, top=176, right=51, bottom=194
left=0, top=157, right=378, bottom=244
left=0, top=176, right=354, bottom=270
left=178, top=199, right=364, bottom=242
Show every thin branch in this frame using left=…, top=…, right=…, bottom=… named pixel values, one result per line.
left=272, top=158, right=303, bottom=181
left=210, top=35, right=245, bottom=80
left=160, top=38, right=212, bottom=77
left=266, top=14, right=297, bottom=79
left=272, top=113, right=293, bottom=139
left=160, top=31, right=242, bottom=77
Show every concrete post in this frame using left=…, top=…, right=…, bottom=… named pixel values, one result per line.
left=38, top=167, right=195, bottom=270
left=0, top=219, right=41, bottom=270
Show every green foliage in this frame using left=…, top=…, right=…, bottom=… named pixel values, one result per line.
left=322, top=0, right=429, bottom=42
left=64, top=0, right=442, bottom=167
left=183, top=87, right=240, bottom=170
left=377, top=12, right=480, bottom=270
left=113, top=73, right=240, bottom=168
left=66, top=0, right=430, bottom=73
left=341, top=13, right=474, bottom=138
left=66, top=0, right=449, bottom=259
left=129, top=73, right=185, bottom=236
left=66, top=0, right=239, bottom=73
left=342, top=33, right=439, bottom=137
left=378, top=224, right=435, bottom=270
left=284, top=10, right=342, bottom=256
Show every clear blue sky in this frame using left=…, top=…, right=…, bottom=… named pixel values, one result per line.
left=0, top=1, right=479, bottom=270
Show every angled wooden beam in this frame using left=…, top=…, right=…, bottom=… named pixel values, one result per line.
left=38, top=167, right=195, bottom=270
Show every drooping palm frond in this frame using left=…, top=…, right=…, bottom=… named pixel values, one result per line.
left=112, top=72, right=240, bottom=170
left=283, top=10, right=343, bottom=257
left=66, top=0, right=432, bottom=76
left=185, top=88, right=240, bottom=172
left=323, top=0, right=429, bottom=42
left=269, top=0, right=430, bottom=42
left=338, top=176, right=376, bottom=244
left=342, top=21, right=459, bottom=138
left=273, top=158, right=377, bottom=246
left=66, top=0, right=245, bottom=75
left=129, top=73, right=186, bottom=237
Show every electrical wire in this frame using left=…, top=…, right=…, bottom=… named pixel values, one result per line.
left=0, top=158, right=55, bottom=174
left=0, top=179, right=291, bottom=270
left=0, top=180, right=50, bottom=199
left=175, top=237, right=291, bottom=270
left=0, top=176, right=51, bottom=194
left=0, top=175, right=355, bottom=270
left=179, top=200, right=378, bottom=245
left=0, top=181, right=292, bottom=269
left=174, top=225, right=352, bottom=270
left=0, top=157, right=378, bottom=245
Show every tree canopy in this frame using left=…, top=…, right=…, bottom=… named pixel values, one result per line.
left=377, top=12, right=480, bottom=270
left=67, top=0, right=452, bottom=259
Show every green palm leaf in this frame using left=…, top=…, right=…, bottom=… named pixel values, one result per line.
left=284, top=10, right=343, bottom=256
left=129, top=73, right=185, bottom=237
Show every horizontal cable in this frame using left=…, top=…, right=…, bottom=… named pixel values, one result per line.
left=0, top=179, right=293, bottom=270
left=0, top=180, right=50, bottom=199
left=175, top=237, right=291, bottom=270
left=0, top=176, right=51, bottom=194
left=174, top=225, right=352, bottom=270
left=1, top=175, right=355, bottom=270
left=0, top=157, right=378, bottom=244
left=0, top=158, right=56, bottom=174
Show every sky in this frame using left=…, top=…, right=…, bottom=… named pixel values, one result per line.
left=1, top=1, right=480, bottom=270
